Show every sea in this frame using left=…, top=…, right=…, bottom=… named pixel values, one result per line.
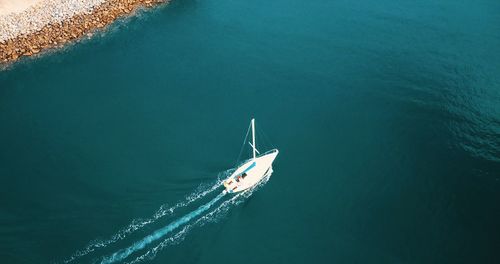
left=0, top=0, right=499, bottom=263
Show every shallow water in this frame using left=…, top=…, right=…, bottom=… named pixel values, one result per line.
left=1, top=0, right=499, bottom=263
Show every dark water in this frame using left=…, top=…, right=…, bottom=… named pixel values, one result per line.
left=1, top=0, right=499, bottom=263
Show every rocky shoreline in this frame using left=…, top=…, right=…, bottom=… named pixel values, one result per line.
left=0, top=0, right=168, bottom=65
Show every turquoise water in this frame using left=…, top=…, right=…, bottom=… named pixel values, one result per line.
left=1, top=0, right=500, bottom=263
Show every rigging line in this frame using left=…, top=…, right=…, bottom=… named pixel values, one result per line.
left=257, top=125, right=276, bottom=149
left=235, top=122, right=251, bottom=164
left=256, top=129, right=268, bottom=150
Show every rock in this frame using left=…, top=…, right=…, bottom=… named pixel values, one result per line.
left=1, top=0, right=172, bottom=64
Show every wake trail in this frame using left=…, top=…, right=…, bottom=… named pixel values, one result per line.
left=62, top=175, right=225, bottom=264
left=99, top=191, right=227, bottom=264
left=124, top=192, right=243, bottom=264
left=124, top=175, right=271, bottom=264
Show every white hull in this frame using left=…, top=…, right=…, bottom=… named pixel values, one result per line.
left=223, top=149, right=278, bottom=193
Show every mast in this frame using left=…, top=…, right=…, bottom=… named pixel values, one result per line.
left=251, top=118, right=256, bottom=160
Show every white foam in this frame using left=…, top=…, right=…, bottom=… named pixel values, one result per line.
left=124, top=174, right=271, bottom=264
left=99, top=192, right=227, bottom=264
left=61, top=173, right=227, bottom=263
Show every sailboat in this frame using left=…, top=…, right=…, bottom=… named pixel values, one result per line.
left=223, top=119, right=279, bottom=193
